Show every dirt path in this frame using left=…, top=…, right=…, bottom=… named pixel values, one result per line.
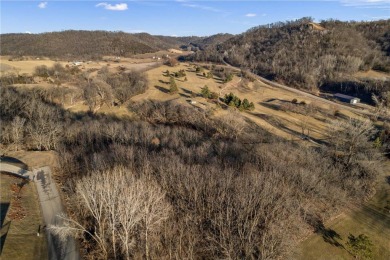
left=0, top=162, right=79, bottom=260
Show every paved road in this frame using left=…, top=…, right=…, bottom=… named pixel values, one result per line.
left=0, top=162, right=79, bottom=260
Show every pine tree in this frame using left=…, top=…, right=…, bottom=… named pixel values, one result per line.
left=346, top=233, right=373, bottom=260
left=201, top=85, right=211, bottom=98
left=169, top=77, right=178, bottom=94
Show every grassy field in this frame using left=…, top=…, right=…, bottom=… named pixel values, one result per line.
left=0, top=173, right=47, bottom=260
left=137, top=62, right=366, bottom=141
left=294, top=161, right=390, bottom=260
left=3, top=58, right=372, bottom=142
left=9, top=59, right=368, bottom=142
left=4, top=151, right=59, bottom=171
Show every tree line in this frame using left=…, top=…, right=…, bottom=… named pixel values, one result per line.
left=191, top=18, right=390, bottom=105
left=0, top=85, right=386, bottom=259
left=0, top=31, right=200, bottom=59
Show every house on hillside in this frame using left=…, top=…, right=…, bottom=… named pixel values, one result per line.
left=334, top=93, right=360, bottom=104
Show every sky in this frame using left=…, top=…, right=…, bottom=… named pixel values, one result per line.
left=1, top=0, right=389, bottom=36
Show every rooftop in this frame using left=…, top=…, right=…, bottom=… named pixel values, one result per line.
left=334, top=93, right=359, bottom=100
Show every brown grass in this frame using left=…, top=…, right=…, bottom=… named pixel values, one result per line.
left=7, top=60, right=369, bottom=142
left=308, top=22, right=326, bottom=31
left=0, top=174, right=48, bottom=260
left=354, top=69, right=390, bottom=80
left=293, top=161, right=390, bottom=260
left=5, top=150, right=59, bottom=170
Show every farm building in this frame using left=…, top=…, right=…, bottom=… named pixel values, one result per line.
left=334, top=93, right=360, bottom=104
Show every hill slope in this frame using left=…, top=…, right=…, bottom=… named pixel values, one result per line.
left=193, top=18, right=390, bottom=101
left=0, top=30, right=200, bottom=59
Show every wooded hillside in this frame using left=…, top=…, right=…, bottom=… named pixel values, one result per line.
left=1, top=84, right=385, bottom=259
left=193, top=18, right=390, bottom=102
left=0, top=30, right=200, bottom=59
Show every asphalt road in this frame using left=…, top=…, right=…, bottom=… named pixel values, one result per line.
left=0, top=162, right=79, bottom=260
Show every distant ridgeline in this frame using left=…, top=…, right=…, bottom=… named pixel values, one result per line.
left=2, top=19, right=389, bottom=103
left=0, top=30, right=202, bottom=59
left=191, top=17, right=390, bottom=102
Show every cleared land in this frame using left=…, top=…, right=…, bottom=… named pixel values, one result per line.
left=355, top=69, right=390, bottom=81
left=0, top=55, right=160, bottom=76
left=5, top=57, right=370, bottom=142
left=134, top=63, right=367, bottom=141
left=294, top=161, right=390, bottom=260
left=0, top=57, right=64, bottom=75
left=0, top=173, right=47, bottom=260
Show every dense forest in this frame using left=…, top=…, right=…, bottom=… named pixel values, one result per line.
left=0, top=31, right=201, bottom=59
left=193, top=18, right=390, bottom=103
left=0, top=30, right=234, bottom=60
left=1, top=82, right=386, bottom=259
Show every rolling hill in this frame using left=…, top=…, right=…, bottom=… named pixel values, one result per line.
left=0, top=30, right=201, bottom=59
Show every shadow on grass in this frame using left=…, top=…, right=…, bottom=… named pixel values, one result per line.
left=0, top=220, right=11, bottom=254
left=309, top=217, right=344, bottom=248
left=0, top=157, right=28, bottom=170
left=154, top=85, right=170, bottom=94
left=158, top=79, right=169, bottom=84
left=0, top=203, right=10, bottom=228
left=181, top=88, right=192, bottom=95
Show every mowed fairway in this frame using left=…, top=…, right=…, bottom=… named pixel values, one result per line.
left=293, top=161, right=390, bottom=260
left=0, top=174, right=47, bottom=260
left=140, top=62, right=366, bottom=141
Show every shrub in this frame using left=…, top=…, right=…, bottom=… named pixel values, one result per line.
left=209, top=92, right=219, bottom=100
left=347, top=234, right=373, bottom=259
left=174, top=69, right=186, bottom=78
left=164, top=58, right=178, bottom=67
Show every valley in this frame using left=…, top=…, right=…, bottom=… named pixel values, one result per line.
left=1, top=17, right=389, bottom=260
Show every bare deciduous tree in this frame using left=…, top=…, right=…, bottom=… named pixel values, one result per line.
left=49, top=167, right=171, bottom=260
left=11, top=116, right=26, bottom=150
left=327, top=118, right=379, bottom=166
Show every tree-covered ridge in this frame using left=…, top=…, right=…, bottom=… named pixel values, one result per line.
left=193, top=18, right=390, bottom=101
left=0, top=30, right=200, bottom=59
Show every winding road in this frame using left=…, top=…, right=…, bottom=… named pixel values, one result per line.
left=0, top=162, right=79, bottom=260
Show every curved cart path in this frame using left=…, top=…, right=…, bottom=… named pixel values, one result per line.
left=0, top=162, right=79, bottom=260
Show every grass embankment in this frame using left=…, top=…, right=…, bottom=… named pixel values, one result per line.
left=295, top=161, right=390, bottom=260
left=0, top=173, right=47, bottom=260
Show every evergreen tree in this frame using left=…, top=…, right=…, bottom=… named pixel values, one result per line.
left=169, top=77, right=178, bottom=94
left=347, top=233, right=373, bottom=260
left=201, top=85, right=211, bottom=98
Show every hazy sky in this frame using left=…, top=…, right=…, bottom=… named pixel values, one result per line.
left=1, top=1, right=389, bottom=36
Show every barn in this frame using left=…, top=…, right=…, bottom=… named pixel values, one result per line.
left=334, top=93, right=360, bottom=104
